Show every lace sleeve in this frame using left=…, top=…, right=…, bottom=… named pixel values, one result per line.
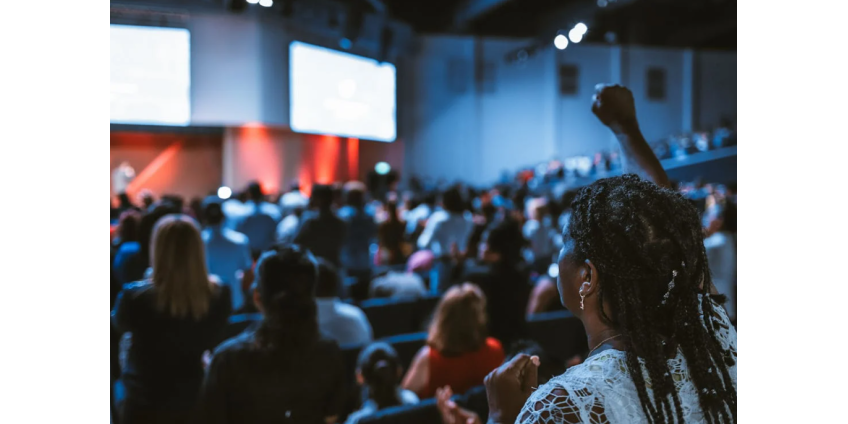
left=516, top=383, right=609, bottom=424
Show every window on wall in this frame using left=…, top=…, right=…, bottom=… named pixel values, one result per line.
left=647, top=67, right=666, bottom=100
left=559, top=65, right=579, bottom=95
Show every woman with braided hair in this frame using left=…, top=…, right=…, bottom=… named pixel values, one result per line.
left=470, top=84, right=737, bottom=424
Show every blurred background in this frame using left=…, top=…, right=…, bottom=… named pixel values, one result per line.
left=110, top=0, right=735, bottom=202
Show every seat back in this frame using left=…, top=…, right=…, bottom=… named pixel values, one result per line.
left=360, top=297, right=419, bottom=339
left=380, top=332, right=428, bottom=371
left=527, top=310, right=588, bottom=361
left=357, top=398, right=440, bottom=424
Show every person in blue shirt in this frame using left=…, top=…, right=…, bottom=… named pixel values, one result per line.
left=338, top=182, right=378, bottom=298
left=233, top=182, right=282, bottom=258
left=201, top=198, right=253, bottom=312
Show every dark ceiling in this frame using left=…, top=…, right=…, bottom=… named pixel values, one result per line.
left=380, top=0, right=736, bottom=50
left=112, top=0, right=736, bottom=50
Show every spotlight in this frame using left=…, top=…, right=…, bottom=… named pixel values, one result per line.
left=568, top=28, right=584, bottom=43
left=246, top=0, right=259, bottom=4
left=554, top=34, right=569, bottom=50
left=218, top=186, right=232, bottom=200
left=574, top=23, right=588, bottom=35
left=259, top=0, right=273, bottom=7
left=375, top=162, right=391, bottom=175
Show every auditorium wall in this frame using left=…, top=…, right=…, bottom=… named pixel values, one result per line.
left=403, top=36, right=735, bottom=185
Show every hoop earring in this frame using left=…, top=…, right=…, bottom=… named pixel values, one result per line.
left=580, top=292, right=585, bottom=310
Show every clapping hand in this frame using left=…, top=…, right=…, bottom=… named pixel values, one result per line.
left=485, top=354, right=540, bottom=424
left=436, top=386, right=482, bottom=424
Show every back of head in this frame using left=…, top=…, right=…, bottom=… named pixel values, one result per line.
left=118, top=192, right=132, bottom=208
left=310, top=184, right=334, bottom=211
left=118, top=210, right=141, bottom=244
left=202, top=198, right=225, bottom=226
left=421, top=191, right=437, bottom=207
left=344, top=181, right=367, bottom=209
left=441, top=186, right=464, bottom=214
left=427, top=283, right=488, bottom=356
left=150, top=214, right=212, bottom=320
left=567, top=174, right=736, bottom=423
left=139, top=203, right=180, bottom=259
left=357, top=342, right=403, bottom=410
left=482, top=218, right=525, bottom=265
left=314, top=258, right=340, bottom=298
left=254, top=245, right=319, bottom=350
left=247, top=181, right=264, bottom=202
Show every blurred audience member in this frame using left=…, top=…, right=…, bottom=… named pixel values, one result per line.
left=198, top=246, right=346, bottom=424
left=234, top=181, right=282, bottom=258
left=417, top=187, right=473, bottom=258
left=276, top=194, right=309, bottom=245
left=405, top=191, right=436, bottom=237
left=201, top=198, right=253, bottom=312
left=315, top=259, right=374, bottom=345
left=464, top=218, right=533, bottom=347
left=345, top=342, right=419, bottom=424
left=113, top=203, right=177, bottom=285
left=402, top=284, right=505, bottom=399
left=376, top=200, right=409, bottom=266
left=295, top=184, right=347, bottom=267
left=522, top=197, right=559, bottom=273
left=112, top=215, right=231, bottom=424
left=279, top=181, right=309, bottom=216
left=339, top=181, right=378, bottom=297
left=525, top=276, right=563, bottom=316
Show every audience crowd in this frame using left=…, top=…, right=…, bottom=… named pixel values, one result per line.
left=110, top=84, right=737, bottom=424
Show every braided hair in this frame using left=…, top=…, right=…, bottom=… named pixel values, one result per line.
left=567, top=174, right=736, bottom=424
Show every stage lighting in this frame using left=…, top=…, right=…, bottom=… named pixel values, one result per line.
left=375, top=162, right=391, bottom=175
left=259, top=0, right=273, bottom=7
left=218, top=186, right=232, bottom=200
left=246, top=0, right=259, bottom=4
left=568, top=28, right=584, bottom=43
left=554, top=34, right=569, bottom=50
left=574, top=23, right=588, bottom=35
left=339, top=38, right=353, bottom=50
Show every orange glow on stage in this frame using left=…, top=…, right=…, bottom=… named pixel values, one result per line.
left=126, top=142, right=183, bottom=197
left=314, top=135, right=340, bottom=184
left=347, top=137, right=359, bottom=181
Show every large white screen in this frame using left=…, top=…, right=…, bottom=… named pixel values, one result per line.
left=111, top=25, right=191, bottom=126
left=290, top=41, right=396, bottom=142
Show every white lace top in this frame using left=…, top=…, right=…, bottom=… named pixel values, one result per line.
left=517, top=299, right=737, bottom=424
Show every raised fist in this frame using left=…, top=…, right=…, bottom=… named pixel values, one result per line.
left=591, top=84, right=637, bottom=130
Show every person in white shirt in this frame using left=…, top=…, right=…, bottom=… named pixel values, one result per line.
left=276, top=195, right=308, bottom=245
left=112, top=161, right=135, bottom=196
left=404, top=192, right=437, bottom=236
left=315, top=259, right=373, bottom=345
left=417, top=187, right=474, bottom=258
left=279, top=182, right=309, bottom=216
left=201, top=198, right=253, bottom=311
left=522, top=197, right=560, bottom=271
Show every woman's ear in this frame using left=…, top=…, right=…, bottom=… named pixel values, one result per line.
left=580, top=259, right=600, bottom=297
left=356, top=371, right=364, bottom=385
